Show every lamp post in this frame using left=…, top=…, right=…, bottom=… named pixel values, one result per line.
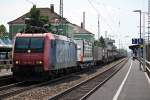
left=133, top=10, right=143, bottom=58
left=133, top=10, right=145, bottom=71
left=133, top=10, right=141, bottom=39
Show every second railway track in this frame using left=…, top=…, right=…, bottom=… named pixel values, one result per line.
left=49, top=58, right=128, bottom=100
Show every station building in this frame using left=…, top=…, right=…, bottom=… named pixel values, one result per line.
left=8, top=4, right=94, bottom=42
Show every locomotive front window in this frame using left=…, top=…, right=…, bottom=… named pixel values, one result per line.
left=30, top=38, right=44, bottom=52
left=15, top=37, right=30, bottom=52
left=15, top=37, right=44, bottom=53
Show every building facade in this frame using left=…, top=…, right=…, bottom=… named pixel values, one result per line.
left=8, top=5, right=94, bottom=42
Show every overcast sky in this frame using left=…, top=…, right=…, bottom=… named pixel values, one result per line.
left=0, top=0, right=148, bottom=50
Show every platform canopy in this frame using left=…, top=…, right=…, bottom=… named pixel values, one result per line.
left=0, top=47, right=12, bottom=52
left=0, top=38, right=12, bottom=52
left=129, top=44, right=140, bottom=50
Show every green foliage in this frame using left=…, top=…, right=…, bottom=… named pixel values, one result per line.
left=29, top=5, right=41, bottom=26
left=26, top=5, right=49, bottom=28
left=94, top=36, right=106, bottom=48
left=40, top=16, right=49, bottom=25
left=99, top=36, right=106, bottom=48
left=30, top=5, right=40, bottom=20
left=0, top=24, right=7, bottom=36
left=94, top=40, right=101, bottom=47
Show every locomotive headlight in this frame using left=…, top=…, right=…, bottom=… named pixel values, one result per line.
left=15, top=61, right=19, bottom=64
left=27, top=49, right=31, bottom=53
left=36, top=61, right=43, bottom=64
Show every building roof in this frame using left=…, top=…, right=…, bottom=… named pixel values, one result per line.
left=72, top=24, right=94, bottom=35
left=8, top=7, right=94, bottom=35
left=8, top=8, right=68, bottom=24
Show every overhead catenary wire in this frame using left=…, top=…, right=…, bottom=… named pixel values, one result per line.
left=92, top=0, right=117, bottom=27
left=87, top=0, right=114, bottom=34
left=25, top=0, right=35, bottom=5
left=88, top=0, right=140, bottom=37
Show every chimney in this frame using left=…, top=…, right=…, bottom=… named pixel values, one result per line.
left=81, top=22, right=83, bottom=28
left=50, top=4, right=54, bottom=13
left=83, top=12, right=85, bottom=29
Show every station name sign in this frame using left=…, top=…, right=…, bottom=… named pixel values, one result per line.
left=132, top=38, right=143, bottom=44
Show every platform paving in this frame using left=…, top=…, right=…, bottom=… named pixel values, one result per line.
left=0, top=69, right=12, bottom=77
left=87, top=59, right=150, bottom=100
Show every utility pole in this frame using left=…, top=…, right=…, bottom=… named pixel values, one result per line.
left=143, top=13, right=145, bottom=35
left=98, top=14, right=100, bottom=39
left=133, top=10, right=143, bottom=71
left=133, top=10, right=142, bottom=58
left=148, top=0, right=150, bottom=44
left=83, top=12, right=85, bottom=29
left=60, top=0, right=63, bottom=19
left=119, top=39, right=120, bottom=54
left=59, top=0, right=63, bottom=35
left=148, top=0, right=150, bottom=61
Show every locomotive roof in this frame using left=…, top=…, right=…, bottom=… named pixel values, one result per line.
left=15, top=33, right=75, bottom=43
left=16, top=33, right=48, bottom=37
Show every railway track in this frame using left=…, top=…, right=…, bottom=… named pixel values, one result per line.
left=3, top=58, right=127, bottom=99
left=49, top=58, right=128, bottom=100
left=0, top=75, right=15, bottom=87
left=0, top=81, right=30, bottom=99
left=0, top=75, right=12, bottom=82
left=0, top=74, right=75, bottom=99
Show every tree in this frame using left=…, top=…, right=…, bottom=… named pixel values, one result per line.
left=24, top=5, right=49, bottom=33
left=40, top=16, right=49, bottom=25
left=94, top=40, right=101, bottom=47
left=29, top=5, right=41, bottom=27
left=0, top=24, right=7, bottom=36
left=94, top=36, right=106, bottom=48
left=99, top=36, right=106, bottom=48
left=28, top=5, right=49, bottom=27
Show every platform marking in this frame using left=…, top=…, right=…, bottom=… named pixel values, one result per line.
left=113, top=60, right=133, bottom=100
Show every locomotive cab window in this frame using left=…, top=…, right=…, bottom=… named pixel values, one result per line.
left=14, top=37, right=44, bottom=53
left=30, top=37, right=44, bottom=52
left=15, top=37, right=30, bottom=52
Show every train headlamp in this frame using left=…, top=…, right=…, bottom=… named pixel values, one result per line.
left=15, top=61, right=19, bottom=64
left=36, top=61, right=43, bottom=64
left=27, top=49, right=31, bottom=53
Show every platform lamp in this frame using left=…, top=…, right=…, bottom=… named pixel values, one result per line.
left=133, top=10, right=143, bottom=58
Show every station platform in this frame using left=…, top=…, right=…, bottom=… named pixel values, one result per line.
left=87, top=58, right=150, bottom=100
left=0, top=69, right=12, bottom=77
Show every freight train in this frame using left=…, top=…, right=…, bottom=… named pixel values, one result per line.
left=12, top=32, right=124, bottom=81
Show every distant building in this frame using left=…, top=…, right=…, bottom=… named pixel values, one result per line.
left=72, top=24, right=94, bottom=42
left=105, top=38, right=115, bottom=50
left=8, top=4, right=94, bottom=42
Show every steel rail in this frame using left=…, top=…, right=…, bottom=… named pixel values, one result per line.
left=80, top=59, right=128, bottom=100
left=48, top=58, right=128, bottom=100
left=0, top=75, right=12, bottom=81
left=0, top=74, right=74, bottom=99
left=0, top=75, right=14, bottom=87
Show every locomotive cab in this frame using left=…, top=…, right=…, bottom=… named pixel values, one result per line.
left=12, top=33, right=49, bottom=80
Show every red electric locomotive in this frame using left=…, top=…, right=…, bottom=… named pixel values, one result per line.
left=12, top=33, right=77, bottom=81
